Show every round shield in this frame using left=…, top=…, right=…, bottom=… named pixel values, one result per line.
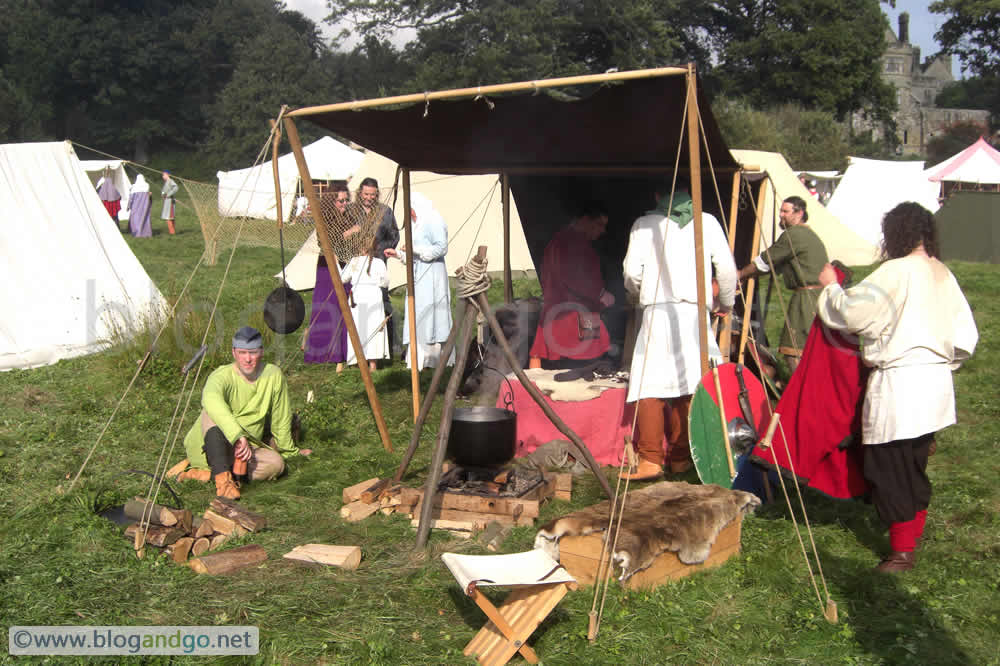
left=263, top=285, right=305, bottom=334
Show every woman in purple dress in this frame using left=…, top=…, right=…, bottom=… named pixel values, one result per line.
left=127, top=174, right=152, bottom=237
left=303, top=184, right=351, bottom=371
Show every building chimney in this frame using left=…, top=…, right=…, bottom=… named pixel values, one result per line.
left=899, top=12, right=909, bottom=44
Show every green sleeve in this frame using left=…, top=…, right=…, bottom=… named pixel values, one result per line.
left=268, top=370, right=297, bottom=458
left=202, top=367, right=244, bottom=444
left=762, top=231, right=793, bottom=270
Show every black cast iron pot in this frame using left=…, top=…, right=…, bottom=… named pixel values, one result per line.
left=447, top=407, right=517, bottom=467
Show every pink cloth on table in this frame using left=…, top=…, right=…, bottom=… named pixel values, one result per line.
left=498, top=378, right=668, bottom=466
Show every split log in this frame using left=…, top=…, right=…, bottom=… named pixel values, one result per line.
left=283, top=544, right=361, bottom=570
left=189, top=544, right=267, bottom=575
left=124, top=524, right=186, bottom=548
left=124, top=497, right=186, bottom=527
left=209, top=534, right=230, bottom=551
left=360, top=479, right=393, bottom=504
left=166, top=537, right=194, bottom=563
left=479, top=522, right=511, bottom=552
left=342, top=477, right=380, bottom=504
left=209, top=498, right=267, bottom=533
left=339, top=500, right=380, bottom=523
left=202, top=510, right=248, bottom=537
left=191, top=537, right=211, bottom=557
left=193, top=517, right=215, bottom=539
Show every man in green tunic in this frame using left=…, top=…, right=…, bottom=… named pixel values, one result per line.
left=173, top=326, right=311, bottom=499
left=738, top=196, right=828, bottom=372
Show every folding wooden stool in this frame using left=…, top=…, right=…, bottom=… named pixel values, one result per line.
left=442, top=551, right=578, bottom=666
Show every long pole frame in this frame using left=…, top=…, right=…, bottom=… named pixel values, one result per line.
left=283, top=117, right=393, bottom=453
left=402, top=168, right=421, bottom=421
left=685, top=66, right=710, bottom=378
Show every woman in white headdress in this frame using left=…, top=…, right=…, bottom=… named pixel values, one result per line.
left=127, top=174, right=152, bottom=238
left=384, top=191, right=454, bottom=369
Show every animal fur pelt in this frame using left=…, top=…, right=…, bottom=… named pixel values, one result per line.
left=534, top=481, right=760, bottom=581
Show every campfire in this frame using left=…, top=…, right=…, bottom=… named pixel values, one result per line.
left=437, top=465, right=546, bottom=499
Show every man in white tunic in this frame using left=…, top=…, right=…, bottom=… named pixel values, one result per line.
left=817, top=202, right=977, bottom=572
left=622, top=181, right=738, bottom=480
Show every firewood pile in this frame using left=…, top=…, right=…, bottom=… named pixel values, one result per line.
left=123, top=496, right=267, bottom=573
left=339, top=467, right=573, bottom=540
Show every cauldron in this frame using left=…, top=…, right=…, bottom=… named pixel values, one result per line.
left=447, top=407, right=517, bottom=467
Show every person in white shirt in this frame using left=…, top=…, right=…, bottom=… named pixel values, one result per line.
left=817, top=202, right=978, bottom=572
left=341, top=241, right=390, bottom=371
left=621, top=180, right=738, bottom=480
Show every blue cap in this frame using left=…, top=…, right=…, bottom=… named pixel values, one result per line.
left=232, top=326, right=263, bottom=350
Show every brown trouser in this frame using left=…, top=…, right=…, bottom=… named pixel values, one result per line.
left=636, top=396, right=692, bottom=466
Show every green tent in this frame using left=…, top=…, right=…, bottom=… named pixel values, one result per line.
left=936, top=191, right=1000, bottom=264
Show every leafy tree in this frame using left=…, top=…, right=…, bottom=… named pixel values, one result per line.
left=936, top=76, right=1000, bottom=129
left=708, top=0, right=896, bottom=121
left=326, top=0, right=713, bottom=91
left=931, top=0, right=1000, bottom=77
left=926, top=119, right=993, bottom=165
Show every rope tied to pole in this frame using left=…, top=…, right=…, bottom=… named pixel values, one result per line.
left=456, top=252, right=491, bottom=302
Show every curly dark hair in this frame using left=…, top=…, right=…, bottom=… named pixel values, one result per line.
left=881, top=202, right=939, bottom=260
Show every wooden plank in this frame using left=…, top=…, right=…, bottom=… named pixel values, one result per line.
left=189, top=544, right=268, bottom=575
left=283, top=544, right=362, bottom=570
left=398, top=487, right=540, bottom=518
left=342, top=477, right=380, bottom=504
left=554, top=473, right=572, bottom=501
left=409, top=518, right=479, bottom=532
left=417, top=506, right=534, bottom=528
left=339, top=500, right=380, bottom=523
left=124, top=524, right=186, bottom=548
left=209, top=498, right=267, bottom=532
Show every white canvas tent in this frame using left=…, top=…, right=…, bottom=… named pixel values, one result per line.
left=80, top=158, right=132, bottom=220
left=732, top=150, right=879, bottom=265
left=280, top=149, right=536, bottom=290
left=1, top=141, right=166, bottom=370
left=826, top=157, right=940, bottom=250
left=217, top=136, right=364, bottom=220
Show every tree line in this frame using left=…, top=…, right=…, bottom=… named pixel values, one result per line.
left=1, top=0, right=994, bottom=171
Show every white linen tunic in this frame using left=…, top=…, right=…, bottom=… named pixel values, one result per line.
left=623, top=211, right=738, bottom=402
left=395, top=193, right=454, bottom=370
left=816, top=254, right=977, bottom=444
left=340, top=256, right=389, bottom=365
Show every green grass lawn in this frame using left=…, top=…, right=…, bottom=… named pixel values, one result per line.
left=1, top=206, right=997, bottom=664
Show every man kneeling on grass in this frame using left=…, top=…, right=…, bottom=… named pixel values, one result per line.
left=170, top=326, right=311, bottom=499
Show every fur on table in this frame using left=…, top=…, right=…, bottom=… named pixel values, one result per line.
left=534, top=481, right=760, bottom=581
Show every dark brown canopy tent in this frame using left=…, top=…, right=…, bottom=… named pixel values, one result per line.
left=279, top=66, right=767, bottom=445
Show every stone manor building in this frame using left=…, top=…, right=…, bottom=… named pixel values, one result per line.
left=875, top=13, right=989, bottom=155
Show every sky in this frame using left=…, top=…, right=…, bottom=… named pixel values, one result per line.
left=284, top=0, right=962, bottom=78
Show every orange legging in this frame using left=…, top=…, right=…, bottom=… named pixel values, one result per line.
left=635, top=395, right=692, bottom=466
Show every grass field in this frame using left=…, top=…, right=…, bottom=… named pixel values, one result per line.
left=1, top=205, right=997, bottom=665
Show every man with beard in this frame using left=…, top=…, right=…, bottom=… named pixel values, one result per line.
left=174, top=326, right=311, bottom=499
left=738, top=196, right=828, bottom=372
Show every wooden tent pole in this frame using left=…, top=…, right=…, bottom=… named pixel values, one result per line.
left=686, top=65, right=710, bottom=378
left=283, top=118, right=393, bottom=453
left=719, top=171, right=741, bottom=359
left=288, top=67, right=688, bottom=117
left=738, top=177, right=768, bottom=366
left=402, top=168, right=420, bottom=422
left=501, top=173, right=513, bottom=304
left=268, top=119, right=284, bottom=228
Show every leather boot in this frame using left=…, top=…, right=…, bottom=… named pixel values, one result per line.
left=177, top=467, right=211, bottom=483
left=214, top=471, right=241, bottom=500
left=875, top=551, right=915, bottom=573
left=620, top=459, right=664, bottom=481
